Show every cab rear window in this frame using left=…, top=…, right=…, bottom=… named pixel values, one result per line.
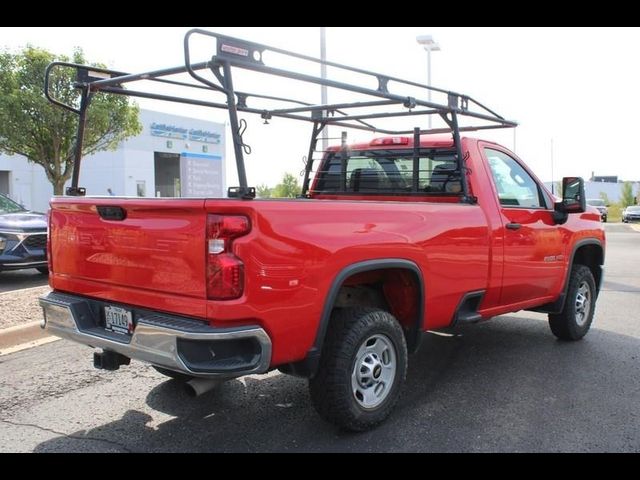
left=312, top=149, right=461, bottom=195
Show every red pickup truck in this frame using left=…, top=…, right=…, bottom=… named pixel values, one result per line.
left=40, top=30, right=605, bottom=431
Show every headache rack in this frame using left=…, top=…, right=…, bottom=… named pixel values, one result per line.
left=44, top=28, right=517, bottom=203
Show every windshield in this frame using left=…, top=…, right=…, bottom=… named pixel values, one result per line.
left=587, top=199, right=605, bottom=207
left=0, top=195, right=26, bottom=214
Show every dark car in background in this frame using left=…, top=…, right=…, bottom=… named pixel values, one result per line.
left=0, top=194, right=48, bottom=274
left=622, top=205, right=640, bottom=223
left=587, top=199, right=608, bottom=222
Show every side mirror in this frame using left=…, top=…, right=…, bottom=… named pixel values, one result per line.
left=553, top=176, right=586, bottom=224
left=562, top=176, right=586, bottom=213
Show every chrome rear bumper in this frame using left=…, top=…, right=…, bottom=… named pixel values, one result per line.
left=39, top=291, right=272, bottom=378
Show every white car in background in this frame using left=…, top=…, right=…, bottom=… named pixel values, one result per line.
left=622, top=205, right=640, bottom=223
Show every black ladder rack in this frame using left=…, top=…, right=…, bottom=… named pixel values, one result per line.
left=45, top=28, right=517, bottom=202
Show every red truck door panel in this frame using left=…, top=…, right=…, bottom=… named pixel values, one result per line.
left=483, top=147, right=564, bottom=306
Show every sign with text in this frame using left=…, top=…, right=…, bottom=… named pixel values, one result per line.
left=179, top=153, right=223, bottom=198
left=151, top=123, right=188, bottom=140
left=151, top=123, right=221, bottom=144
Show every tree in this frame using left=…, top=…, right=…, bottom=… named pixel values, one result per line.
left=272, top=172, right=301, bottom=198
left=256, top=184, right=272, bottom=199
left=0, top=46, right=142, bottom=194
left=620, top=181, right=635, bottom=208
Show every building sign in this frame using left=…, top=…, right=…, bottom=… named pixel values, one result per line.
left=180, top=152, right=223, bottom=197
left=151, top=123, right=221, bottom=144
left=150, top=123, right=188, bottom=140
left=189, top=129, right=221, bottom=144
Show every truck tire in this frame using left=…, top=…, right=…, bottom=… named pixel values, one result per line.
left=309, top=307, right=408, bottom=431
left=152, top=365, right=194, bottom=382
left=548, top=264, right=596, bottom=341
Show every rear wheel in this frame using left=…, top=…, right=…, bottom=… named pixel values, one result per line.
left=548, top=264, right=596, bottom=341
left=309, top=307, right=408, bottom=431
left=152, top=365, right=194, bottom=382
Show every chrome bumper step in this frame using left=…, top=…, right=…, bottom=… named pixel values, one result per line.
left=39, top=291, right=272, bottom=378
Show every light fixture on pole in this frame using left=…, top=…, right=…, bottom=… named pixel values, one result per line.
left=416, top=34, right=440, bottom=130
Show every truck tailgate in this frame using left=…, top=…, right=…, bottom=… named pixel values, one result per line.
left=50, top=197, right=207, bottom=299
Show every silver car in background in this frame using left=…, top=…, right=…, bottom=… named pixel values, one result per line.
left=622, top=205, right=640, bottom=223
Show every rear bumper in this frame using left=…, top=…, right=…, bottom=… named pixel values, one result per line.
left=39, top=291, right=272, bottom=378
left=0, top=259, right=47, bottom=270
left=0, top=250, right=46, bottom=271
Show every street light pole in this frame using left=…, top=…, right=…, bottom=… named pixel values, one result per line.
left=416, top=34, right=440, bottom=130
left=550, top=138, right=555, bottom=194
left=320, top=27, right=328, bottom=153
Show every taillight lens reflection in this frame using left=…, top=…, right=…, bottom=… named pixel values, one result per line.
left=207, top=253, right=244, bottom=299
left=206, top=214, right=250, bottom=300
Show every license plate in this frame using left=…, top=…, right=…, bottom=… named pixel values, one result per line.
left=104, top=305, right=133, bottom=335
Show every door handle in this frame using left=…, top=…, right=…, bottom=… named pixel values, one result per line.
left=506, top=222, right=521, bottom=230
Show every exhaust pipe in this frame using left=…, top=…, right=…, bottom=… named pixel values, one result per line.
left=185, top=378, right=222, bottom=397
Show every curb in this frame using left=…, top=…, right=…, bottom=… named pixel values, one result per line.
left=0, top=321, right=57, bottom=356
left=0, top=285, right=50, bottom=297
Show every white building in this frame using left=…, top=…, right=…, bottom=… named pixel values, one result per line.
left=544, top=180, right=640, bottom=204
left=0, top=109, right=226, bottom=212
left=583, top=180, right=639, bottom=204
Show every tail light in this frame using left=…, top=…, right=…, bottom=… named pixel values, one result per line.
left=46, top=209, right=53, bottom=275
left=206, top=214, right=250, bottom=299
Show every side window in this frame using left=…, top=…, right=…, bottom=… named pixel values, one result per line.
left=485, top=148, right=542, bottom=208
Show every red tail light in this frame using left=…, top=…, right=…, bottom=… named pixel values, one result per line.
left=46, top=209, right=53, bottom=275
left=207, top=214, right=250, bottom=299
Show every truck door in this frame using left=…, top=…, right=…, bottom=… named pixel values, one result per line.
left=483, top=147, right=565, bottom=306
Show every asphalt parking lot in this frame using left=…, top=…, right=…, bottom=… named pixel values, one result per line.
left=0, top=269, right=48, bottom=294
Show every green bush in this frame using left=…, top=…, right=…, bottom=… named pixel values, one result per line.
left=608, top=203, right=622, bottom=222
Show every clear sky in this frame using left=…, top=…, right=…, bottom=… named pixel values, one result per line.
left=2, top=27, right=639, bottom=188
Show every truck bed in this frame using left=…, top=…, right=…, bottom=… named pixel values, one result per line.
left=49, top=195, right=490, bottom=363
